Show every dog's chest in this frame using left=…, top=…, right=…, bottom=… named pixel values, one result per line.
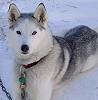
left=14, top=54, right=62, bottom=99
left=13, top=40, right=63, bottom=100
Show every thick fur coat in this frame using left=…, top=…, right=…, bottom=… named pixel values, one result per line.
left=7, top=3, right=98, bottom=100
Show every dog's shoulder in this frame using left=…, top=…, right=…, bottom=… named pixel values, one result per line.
left=53, top=36, right=71, bottom=55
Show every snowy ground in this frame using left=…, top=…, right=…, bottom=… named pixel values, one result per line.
left=0, top=0, right=98, bottom=100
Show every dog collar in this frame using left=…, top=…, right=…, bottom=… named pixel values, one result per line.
left=22, top=59, right=42, bottom=69
left=22, top=61, right=40, bottom=69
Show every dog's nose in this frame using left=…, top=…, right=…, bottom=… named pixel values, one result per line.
left=21, top=44, right=29, bottom=53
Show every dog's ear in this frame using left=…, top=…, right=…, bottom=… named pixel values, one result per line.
left=34, top=3, right=48, bottom=26
left=8, top=3, right=20, bottom=25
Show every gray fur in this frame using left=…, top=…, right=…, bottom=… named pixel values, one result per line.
left=54, top=25, right=98, bottom=80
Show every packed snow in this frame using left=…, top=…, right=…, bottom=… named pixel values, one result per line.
left=0, top=0, right=98, bottom=100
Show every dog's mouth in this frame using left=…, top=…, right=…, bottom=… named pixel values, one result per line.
left=21, top=51, right=29, bottom=55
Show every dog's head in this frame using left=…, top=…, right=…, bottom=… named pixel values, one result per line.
left=7, top=3, right=53, bottom=64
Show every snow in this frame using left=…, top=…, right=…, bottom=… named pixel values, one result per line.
left=0, top=0, right=98, bottom=100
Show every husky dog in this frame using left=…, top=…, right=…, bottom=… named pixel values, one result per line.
left=7, top=3, right=98, bottom=100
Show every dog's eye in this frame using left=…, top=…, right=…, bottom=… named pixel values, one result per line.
left=16, top=31, right=21, bottom=35
left=32, top=31, right=37, bottom=35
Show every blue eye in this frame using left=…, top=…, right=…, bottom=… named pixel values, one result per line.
left=32, top=31, right=37, bottom=35
left=16, top=31, right=21, bottom=35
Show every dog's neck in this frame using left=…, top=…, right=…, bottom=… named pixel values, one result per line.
left=22, top=61, right=40, bottom=69
left=21, top=57, right=44, bottom=69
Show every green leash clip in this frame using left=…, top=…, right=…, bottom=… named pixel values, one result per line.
left=19, top=76, right=26, bottom=84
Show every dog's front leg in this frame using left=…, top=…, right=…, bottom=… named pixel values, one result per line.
left=12, top=75, right=20, bottom=100
left=27, top=80, right=53, bottom=100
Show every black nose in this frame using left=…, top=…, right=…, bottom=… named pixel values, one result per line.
left=21, top=44, right=29, bottom=53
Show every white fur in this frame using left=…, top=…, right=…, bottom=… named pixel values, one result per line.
left=11, top=39, right=69, bottom=100
left=7, top=18, right=53, bottom=65
left=81, top=54, right=98, bottom=72
left=7, top=3, right=70, bottom=100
